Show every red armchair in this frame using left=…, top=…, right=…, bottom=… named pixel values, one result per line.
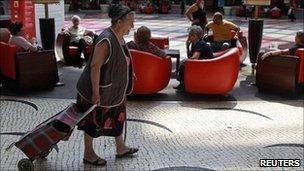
left=0, top=42, right=59, bottom=90
left=134, top=32, right=169, bottom=49
left=55, top=33, right=94, bottom=64
left=256, top=49, right=304, bottom=96
left=129, top=49, right=172, bottom=94
left=184, top=48, right=240, bottom=94
left=150, top=36, right=169, bottom=49
left=0, top=43, right=19, bottom=80
left=270, top=8, right=282, bottom=18
left=295, top=49, right=304, bottom=83
left=204, top=30, right=247, bottom=63
left=144, top=6, right=155, bottom=14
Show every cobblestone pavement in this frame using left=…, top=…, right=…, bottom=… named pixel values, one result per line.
left=0, top=97, right=303, bottom=170
left=1, top=14, right=304, bottom=171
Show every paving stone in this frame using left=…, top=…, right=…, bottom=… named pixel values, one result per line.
left=0, top=97, right=303, bottom=170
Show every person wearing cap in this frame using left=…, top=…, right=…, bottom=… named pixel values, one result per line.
left=76, top=4, right=138, bottom=166
left=174, top=25, right=213, bottom=92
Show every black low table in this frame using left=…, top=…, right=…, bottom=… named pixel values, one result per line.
left=164, top=49, right=180, bottom=76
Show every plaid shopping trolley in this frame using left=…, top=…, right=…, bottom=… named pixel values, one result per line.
left=11, top=103, right=96, bottom=171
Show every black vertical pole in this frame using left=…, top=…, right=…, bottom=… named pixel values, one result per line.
left=248, top=19, right=263, bottom=74
left=39, top=4, right=55, bottom=50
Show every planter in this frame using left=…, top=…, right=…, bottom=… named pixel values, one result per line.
left=64, top=4, right=70, bottom=13
left=100, top=4, right=109, bottom=13
left=224, top=6, right=232, bottom=15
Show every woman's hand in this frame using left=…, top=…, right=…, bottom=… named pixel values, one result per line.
left=261, top=52, right=272, bottom=60
left=29, top=37, right=37, bottom=45
left=92, top=93, right=100, bottom=105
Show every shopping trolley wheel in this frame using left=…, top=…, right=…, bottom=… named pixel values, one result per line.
left=17, top=158, right=34, bottom=171
left=38, top=148, right=52, bottom=159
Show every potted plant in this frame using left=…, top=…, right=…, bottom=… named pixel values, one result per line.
left=100, top=0, right=109, bottom=13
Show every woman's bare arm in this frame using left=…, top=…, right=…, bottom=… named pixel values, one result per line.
left=90, top=40, right=110, bottom=104
left=190, top=51, right=201, bottom=59
left=261, top=49, right=290, bottom=60
left=185, top=4, right=198, bottom=22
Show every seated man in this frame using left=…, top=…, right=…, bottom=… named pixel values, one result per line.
left=62, top=15, right=95, bottom=59
left=261, top=30, right=304, bottom=60
left=205, top=12, right=240, bottom=52
left=175, top=25, right=213, bottom=92
left=127, top=26, right=169, bottom=58
left=0, top=28, right=11, bottom=43
left=8, top=22, right=38, bottom=52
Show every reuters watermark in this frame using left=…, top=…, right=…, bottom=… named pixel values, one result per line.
left=259, top=159, right=302, bottom=168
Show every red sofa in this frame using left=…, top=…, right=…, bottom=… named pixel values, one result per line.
left=129, top=49, right=172, bottom=94
left=0, top=42, right=59, bottom=90
left=256, top=49, right=304, bottom=96
left=184, top=48, right=240, bottom=94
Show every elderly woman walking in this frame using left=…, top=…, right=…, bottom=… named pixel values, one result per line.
left=76, top=4, right=138, bottom=166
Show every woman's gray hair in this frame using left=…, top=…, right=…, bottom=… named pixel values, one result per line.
left=296, top=30, right=304, bottom=44
left=71, top=15, right=81, bottom=21
left=108, top=4, right=135, bottom=25
left=188, top=25, right=203, bottom=37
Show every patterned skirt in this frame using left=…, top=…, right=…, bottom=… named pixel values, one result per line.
left=76, top=94, right=126, bottom=138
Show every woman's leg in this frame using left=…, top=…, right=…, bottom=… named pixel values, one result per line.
left=83, top=132, right=106, bottom=164
left=84, top=133, right=96, bottom=158
left=115, top=134, right=127, bottom=153
left=115, top=133, right=138, bottom=156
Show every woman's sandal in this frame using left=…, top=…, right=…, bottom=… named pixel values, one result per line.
left=116, top=148, right=139, bottom=158
left=83, top=157, right=107, bottom=166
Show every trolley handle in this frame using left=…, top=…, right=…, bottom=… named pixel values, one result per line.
left=79, top=104, right=98, bottom=121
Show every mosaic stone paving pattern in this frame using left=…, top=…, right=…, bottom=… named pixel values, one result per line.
left=0, top=98, right=303, bottom=170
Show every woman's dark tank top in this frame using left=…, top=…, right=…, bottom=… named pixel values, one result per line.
left=192, top=5, right=207, bottom=24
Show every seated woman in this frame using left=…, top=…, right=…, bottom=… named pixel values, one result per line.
left=261, top=30, right=304, bottom=60
left=62, top=15, right=95, bottom=58
left=8, top=22, right=38, bottom=52
left=175, top=25, right=213, bottom=92
left=127, top=26, right=168, bottom=58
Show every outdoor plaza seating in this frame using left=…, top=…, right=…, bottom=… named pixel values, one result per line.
left=256, top=48, right=304, bottom=96
left=184, top=48, right=240, bottom=94
left=133, top=33, right=169, bottom=49
left=0, top=42, right=59, bottom=91
left=130, top=49, right=172, bottom=95
left=55, top=33, right=94, bottom=64
left=204, top=30, right=247, bottom=64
